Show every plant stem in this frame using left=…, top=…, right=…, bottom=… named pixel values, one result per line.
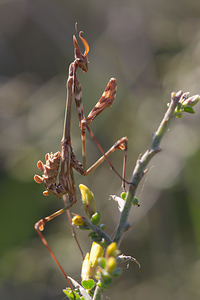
left=113, top=90, right=184, bottom=244
left=93, top=284, right=103, bottom=300
left=82, top=217, right=112, bottom=245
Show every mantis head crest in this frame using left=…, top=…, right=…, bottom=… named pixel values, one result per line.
left=73, top=24, right=89, bottom=72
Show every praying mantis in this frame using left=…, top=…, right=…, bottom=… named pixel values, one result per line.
left=34, top=26, right=128, bottom=284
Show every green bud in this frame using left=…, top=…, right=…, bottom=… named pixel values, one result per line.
left=133, top=196, right=140, bottom=206
left=91, top=211, right=101, bottom=225
left=99, top=224, right=106, bottom=230
left=120, top=192, right=127, bottom=200
left=92, top=236, right=103, bottom=244
left=98, top=257, right=106, bottom=269
left=99, top=239, right=107, bottom=248
left=123, top=222, right=131, bottom=231
left=174, top=93, right=200, bottom=118
left=100, top=270, right=113, bottom=287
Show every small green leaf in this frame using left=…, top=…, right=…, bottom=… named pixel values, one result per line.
left=67, top=276, right=92, bottom=300
left=90, top=234, right=102, bottom=243
left=97, top=281, right=103, bottom=288
left=183, top=105, right=195, bottom=114
left=88, top=232, right=98, bottom=239
left=63, top=288, right=81, bottom=300
left=82, top=279, right=95, bottom=290
left=88, top=289, right=94, bottom=297
left=175, top=113, right=183, bottom=118
left=63, top=289, right=70, bottom=299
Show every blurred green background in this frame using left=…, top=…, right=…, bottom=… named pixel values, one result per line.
left=1, top=0, right=200, bottom=299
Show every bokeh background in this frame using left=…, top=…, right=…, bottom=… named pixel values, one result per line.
left=1, top=0, right=200, bottom=299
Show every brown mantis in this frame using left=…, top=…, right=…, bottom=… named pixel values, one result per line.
left=34, top=27, right=128, bottom=285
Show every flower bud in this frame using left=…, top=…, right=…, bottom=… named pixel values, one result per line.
left=182, top=94, right=200, bottom=107
left=81, top=252, right=90, bottom=281
left=105, top=242, right=119, bottom=258
left=106, top=257, right=117, bottom=273
left=79, top=184, right=96, bottom=217
left=89, top=242, right=104, bottom=267
left=81, top=242, right=104, bottom=281
left=72, top=214, right=87, bottom=227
